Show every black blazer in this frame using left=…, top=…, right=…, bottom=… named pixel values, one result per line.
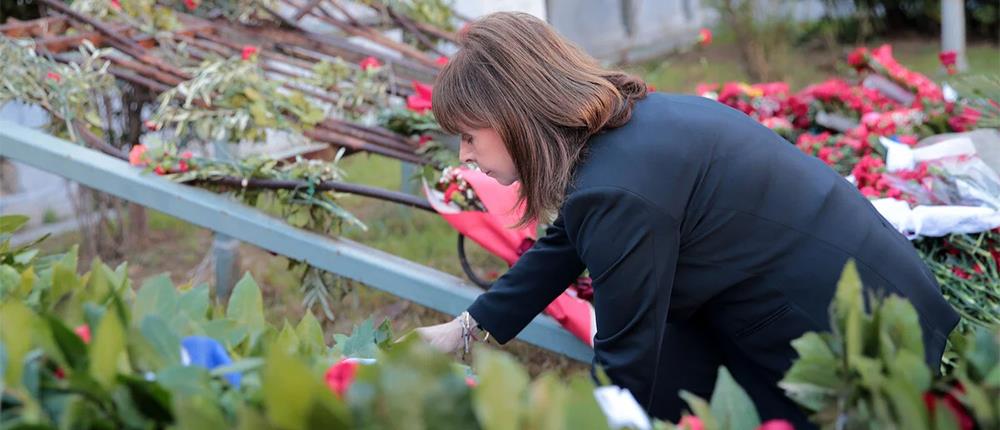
left=466, top=93, right=959, bottom=411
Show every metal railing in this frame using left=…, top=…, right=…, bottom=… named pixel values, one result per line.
left=0, top=120, right=592, bottom=362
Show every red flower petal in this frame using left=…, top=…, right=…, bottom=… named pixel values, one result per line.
left=46, top=71, right=61, bottom=82
left=74, top=325, right=91, bottom=344
left=359, top=56, right=382, bottom=71
left=324, top=360, right=359, bottom=398
left=678, top=415, right=704, bottom=430
left=128, top=145, right=148, bottom=166
left=698, top=28, right=712, bottom=46
left=241, top=45, right=258, bottom=61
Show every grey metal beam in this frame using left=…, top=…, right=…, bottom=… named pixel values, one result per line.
left=0, top=120, right=593, bottom=362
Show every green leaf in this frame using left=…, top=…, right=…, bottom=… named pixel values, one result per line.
left=564, top=374, right=610, bottom=430
left=13, top=249, right=39, bottom=266
left=174, top=396, right=228, bottom=430
left=932, top=396, right=961, bottom=430
left=118, top=374, right=174, bottom=424
left=275, top=320, right=301, bottom=355
left=956, top=373, right=997, bottom=425
left=209, top=358, right=265, bottom=377
left=709, top=367, right=761, bottom=430
left=140, top=315, right=182, bottom=366
left=0, top=214, right=29, bottom=234
left=48, top=246, right=80, bottom=309
left=236, top=405, right=271, bottom=430
left=296, top=311, right=325, bottom=357
left=879, top=296, right=924, bottom=360
left=524, top=372, right=568, bottom=430
left=1, top=301, right=36, bottom=389
left=226, top=273, right=266, bottom=332
left=156, top=365, right=215, bottom=398
left=89, top=310, right=127, bottom=388
left=473, top=346, right=529, bottom=430
left=0, top=265, right=21, bottom=298
left=262, top=348, right=349, bottom=429
left=887, top=351, right=930, bottom=392
left=335, top=319, right=380, bottom=359
left=45, top=315, right=88, bottom=371
left=133, top=274, right=179, bottom=324
left=679, top=390, right=719, bottom=430
left=882, top=377, right=929, bottom=430
left=177, top=284, right=210, bottom=325
left=834, top=260, right=862, bottom=320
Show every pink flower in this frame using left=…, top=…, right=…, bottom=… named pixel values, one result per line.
left=325, top=360, right=359, bottom=398
left=154, top=166, right=166, bottom=175
left=860, top=186, right=879, bottom=197
left=435, top=56, right=449, bottom=66
left=181, top=151, right=193, bottom=159
left=897, top=135, right=917, bottom=146
left=406, top=80, right=433, bottom=114
left=678, top=415, right=704, bottom=430
left=128, top=145, right=148, bottom=166
left=178, top=160, right=189, bottom=172
left=184, top=0, right=198, bottom=10
left=241, top=45, right=258, bottom=61
left=46, top=71, right=61, bottom=83
left=74, top=325, right=91, bottom=344
left=757, top=419, right=795, bottom=430
left=110, top=0, right=121, bottom=10
left=359, top=56, right=382, bottom=71
left=695, top=83, right=719, bottom=96
left=697, top=28, right=712, bottom=46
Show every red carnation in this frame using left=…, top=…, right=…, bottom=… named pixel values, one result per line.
left=442, top=182, right=460, bottom=204
left=325, top=360, right=359, bottom=398
left=407, top=80, right=433, bottom=114
left=154, top=166, right=166, bottom=175
left=939, top=51, right=957, bottom=68
left=241, top=45, right=258, bottom=61
left=359, top=56, right=382, bottom=71
left=697, top=28, right=712, bottom=46
left=847, top=47, right=868, bottom=70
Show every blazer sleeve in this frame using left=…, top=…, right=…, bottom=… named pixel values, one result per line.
left=561, top=186, right=680, bottom=406
left=466, top=212, right=586, bottom=344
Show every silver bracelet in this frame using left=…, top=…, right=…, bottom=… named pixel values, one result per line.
left=459, top=311, right=491, bottom=357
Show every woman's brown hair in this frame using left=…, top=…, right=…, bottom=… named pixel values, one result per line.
left=432, top=11, right=647, bottom=226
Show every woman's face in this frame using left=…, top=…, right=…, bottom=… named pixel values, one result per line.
left=459, top=128, right=518, bottom=186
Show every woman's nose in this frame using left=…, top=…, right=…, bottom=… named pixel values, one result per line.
left=459, top=146, right=474, bottom=165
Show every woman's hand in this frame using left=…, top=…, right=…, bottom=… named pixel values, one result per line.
left=415, top=317, right=465, bottom=353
